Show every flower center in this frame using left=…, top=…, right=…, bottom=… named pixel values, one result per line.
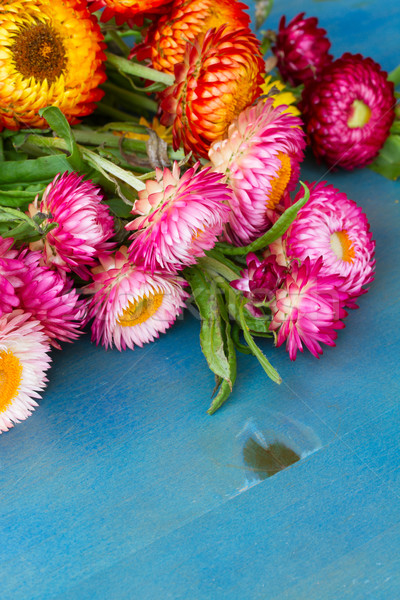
left=330, top=230, right=355, bottom=262
left=266, top=153, right=292, bottom=209
left=347, top=100, right=371, bottom=129
left=0, top=349, right=23, bottom=413
left=11, top=21, right=67, bottom=84
left=117, top=292, right=164, bottom=327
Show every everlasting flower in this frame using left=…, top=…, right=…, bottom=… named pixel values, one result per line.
left=132, top=0, right=250, bottom=75
left=17, top=250, right=87, bottom=349
left=28, top=172, right=116, bottom=279
left=269, top=257, right=347, bottom=361
left=301, top=53, right=396, bottom=169
left=84, top=247, right=188, bottom=351
left=208, top=99, right=306, bottom=246
left=0, top=237, right=25, bottom=316
left=0, top=0, right=106, bottom=130
left=282, top=182, right=376, bottom=307
left=272, top=12, right=332, bottom=87
left=87, top=0, right=171, bottom=25
left=231, top=253, right=286, bottom=317
left=160, top=25, right=265, bottom=159
left=0, top=311, right=51, bottom=433
left=127, top=162, right=231, bottom=273
left=261, top=75, right=300, bottom=117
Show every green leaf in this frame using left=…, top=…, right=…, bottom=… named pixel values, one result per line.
left=0, top=188, right=42, bottom=209
left=0, top=154, right=72, bottom=185
left=369, top=132, right=400, bottom=180
left=238, top=299, right=281, bottom=385
left=207, top=292, right=237, bottom=414
left=185, top=267, right=232, bottom=387
left=39, top=106, right=86, bottom=172
left=255, top=0, right=274, bottom=30
left=215, top=182, right=310, bottom=255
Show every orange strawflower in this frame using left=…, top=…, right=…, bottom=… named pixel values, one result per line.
left=160, top=26, right=265, bottom=159
left=0, top=0, right=106, bottom=130
left=131, top=0, right=251, bottom=75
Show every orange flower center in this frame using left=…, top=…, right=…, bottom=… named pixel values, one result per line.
left=0, top=350, right=23, bottom=413
left=330, top=230, right=355, bottom=262
left=117, top=292, right=164, bottom=327
left=11, top=21, right=67, bottom=83
left=266, top=153, right=292, bottom=209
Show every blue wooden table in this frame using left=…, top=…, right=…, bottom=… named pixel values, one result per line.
left=1, top=1, right=399, bottom=598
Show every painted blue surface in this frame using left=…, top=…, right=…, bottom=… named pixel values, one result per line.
left=0, top=1, right=399, bottom=599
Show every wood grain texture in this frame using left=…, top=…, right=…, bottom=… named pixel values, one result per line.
left=0, top=1, right=399, bottom=599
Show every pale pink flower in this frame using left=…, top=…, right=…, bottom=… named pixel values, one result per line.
left=126, top=162, right=231, bottom=273
left=283, top=182, right=376, bottom=307
left=208, top=99, right=305, bottom=246
left=29, top=172, right=116, bottom=279
left=17, top=250, right=87, bottom=349
left=269, top=257, right=347, bottom=360
left=84, top=246, right=189, bottom=350
left=0, top=311, right=51, bottom=433
left=0, top=237, right=25, bottom=316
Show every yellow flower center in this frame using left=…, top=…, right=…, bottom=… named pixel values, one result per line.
left=266, top=153, right=292, bottom=210
left=11, top=21, right=67, bottom=84
left=347, top=100, right=371, bottom=129
left=117, top=292, right=164, bottom=327
left=0, top=349, right=23, bottom=413
left=330, top=230, right=355, bottom=262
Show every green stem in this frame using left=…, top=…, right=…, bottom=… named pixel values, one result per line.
left=197, top=255, right=239, bottom=282
left=238, top=301, right=281, bottom=385
left=96, top=102, right=139, bottom=122
left=107, top=30, right=131, bottom=56
left=105, top=51, right=175, bottom=87
left=102, top=81, right=158, bottom=113
left=388, top=64, right=400, bottom=87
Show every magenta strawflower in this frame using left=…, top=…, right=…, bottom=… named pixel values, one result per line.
left=126, top=162, right=231, bottom=273
left=17, top=250, right=87, bottom=349
left=208, top=99, right=306, bottom=246
left=231, top=253, right=286, bottom=317
left=276, top=181, right=376, bottom=308
left=28, top=172, right=116, bottom=279
left=273, top=12, right=332, bottom=87
left=84, top=246, right=189, bottom=351
left=269, top=257, right=347, bottom=361
left=0, top=237, right=25, bottom=316
left=301, top=53, right=396, bottom=169
left=0, top=311, right=51, bottom=433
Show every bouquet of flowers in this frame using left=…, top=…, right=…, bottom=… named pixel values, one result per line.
left=0, top=0, right=398, bottom=433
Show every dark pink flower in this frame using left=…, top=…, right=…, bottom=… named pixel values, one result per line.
left=273, top=13, right=332, bottom=87
left=301, top=53, right=396, bottom=169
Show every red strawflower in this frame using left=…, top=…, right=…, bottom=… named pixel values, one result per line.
left=160, top=25, right=265, bottom=159
left=131, top=0, right=250, bottom=75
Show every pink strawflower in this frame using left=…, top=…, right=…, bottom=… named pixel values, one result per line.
left=231, top=253, right=286, bottom=317
left=126, top=162, right=231, bottom=272
left=0, top=237, right=25, bottom=316
left=17, top=250, right=87, bottom=349
left=84, top=246, right=189, bottom=350
left=279, top=181, right=376, bottom=308
left=28, top=172, right=116, bottom=279
left=208, top=99, right=306, bottom=246
left=301, top=53, right=396, bottom=169
left=0, top=311, right=51, bottom=433
left=273, top=13, right=332, bottom=87
left=269, top=257, right=347, bottom=361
